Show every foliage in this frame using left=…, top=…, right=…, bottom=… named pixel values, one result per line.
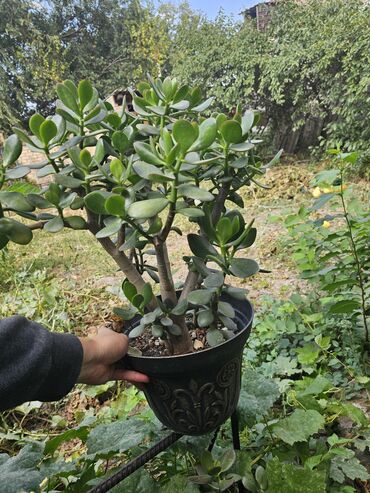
left=0, top=161, right=369, bottom=491
left=171, top=0, right=370, bottom=154
left=0, top=75, right=282, bottom=354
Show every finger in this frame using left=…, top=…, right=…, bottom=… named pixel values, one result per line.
left=95, top=329, right=129, bottom=363
left=112, top=369, right=150, bottom=383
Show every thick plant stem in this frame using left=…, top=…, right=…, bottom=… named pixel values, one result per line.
left=154, top=240, right=177, bottom=304
left=339, top=177, right=369, bottom=343
left=154, top=238, right=193, bottom=354
left=86, top=210, right=157, bottom=310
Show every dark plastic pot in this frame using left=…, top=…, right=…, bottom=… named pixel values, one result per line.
left=123, top=293, right=253, bottom=435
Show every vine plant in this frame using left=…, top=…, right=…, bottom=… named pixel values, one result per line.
left=0, top=76, right=281, bottom=355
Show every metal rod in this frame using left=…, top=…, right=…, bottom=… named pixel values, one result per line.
left=89, top=431, right=182, bottom=493
left=231, top=411, right=240, bottom=450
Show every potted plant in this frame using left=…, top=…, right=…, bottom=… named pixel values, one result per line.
left=0, top=76, right=281, bottom=435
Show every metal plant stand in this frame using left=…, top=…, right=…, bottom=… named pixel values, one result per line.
left=89, top=412, right=242, bottom=493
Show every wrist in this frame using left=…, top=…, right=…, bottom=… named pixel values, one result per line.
left=77, top=337, right=97, bottom=383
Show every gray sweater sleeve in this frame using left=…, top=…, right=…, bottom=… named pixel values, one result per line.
left=0, top=316, right=83, bottom=411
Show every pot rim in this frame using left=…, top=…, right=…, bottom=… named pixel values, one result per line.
left=125, top=297, right=254, bottom=362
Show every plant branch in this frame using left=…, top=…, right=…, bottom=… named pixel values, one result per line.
left=339, top=172, right=368, bottom=343
left=86, top=209, right=157, bottom=310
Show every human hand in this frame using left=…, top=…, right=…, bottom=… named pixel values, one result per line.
left=77, top=327, right=149, bottom=385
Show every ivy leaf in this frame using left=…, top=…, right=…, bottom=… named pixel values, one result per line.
left=266, top=457, right=326, bottom=493
left=237, top=369, right=280, bottom=428
left=273, top=409, right=325, bottom=445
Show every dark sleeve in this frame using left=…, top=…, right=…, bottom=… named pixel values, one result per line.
left=0, top=316, right=83, bottom=411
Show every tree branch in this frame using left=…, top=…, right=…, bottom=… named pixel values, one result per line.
left=86, top=210, right=157, bottom=310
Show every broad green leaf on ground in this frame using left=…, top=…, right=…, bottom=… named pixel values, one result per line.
left=330, top=454, right=369, bottom=484
left=266, top=457, right=326, bottom=493
left=45, top=426, right=90, bottom=455
left=162, top=474, right=201, bottom=492
left=0, top=442, right=44, bottom=493
left=237, top=369, right=280, bottom=427
left=110, top=469, right=159, bottom=493
left=87, top=418, right=157, bottom=456
left=272, top=409, right=325, bottom=445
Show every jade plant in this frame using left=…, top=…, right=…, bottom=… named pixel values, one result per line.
left=0, top=76, right=281, bottom=355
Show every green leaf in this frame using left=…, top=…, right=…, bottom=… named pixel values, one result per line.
left=45, top=427, right=89, bottom=455
left=134, top=142, right=165, bottom=166
left=220, top=121, right=242, bottom=144
left=5, top=166, right=30, bottom=179
left=266, top=457, right=326, bottom=493
left=123, top=279, right=137, bottom=301
left=57, top=82, right=80, bottom=115
left=54, top=174, right=84, bottom=188
left=113, top=307, right=138, bottom=321
left=113, top=469, right=160, bottom=493
left=237, top=369, right=280, bottom=427
left=141, top=283, right=153, bottom=306
left=187, top=289, right=213, bottom=305
left=217, top=217, right=233, bottom=244
left=85, top=191, right=108, bottom=214
left=171, top=300, right=188, bottom=316
left=87, top=418, right=157, bottom=456
left=197, top=309, right=214, bottom=327
left=329, top=300, right=361, bottom=314
left=128, top=198, right=169, bottom=219
left=39, top=120, right=57, bottom=145
left=178, top=207, right=205, bottom=218
left=177, top=184, right=214, bottom=202
left=220, top=449, right=236, bottom=472
left=330, top=455, right=369, bottom=483
left=112, top=131, right=129, bottom=154
left=105, top=195, right=125, bottom=217
left=29, top=113, right=45, bottom=139
left=311, top=193, right=335, bottom=211
left=78, top=79, right=93, bottom=109
left=218, top=301, right=235, bottom=318
left=96, top=217, right=122, bottom=238
left=172, top=120, right=198, bottom=153
left=192, top=97, right=214, bottom=112
left=189, top=118, right=217, bottom=152
left=296, top=344, right=320, bottom=365
left=0, top=218, right=33, bottom=245
left=2, top=134, right=22, bottom=166
left=162, top=474, right=200, bottom=493
left=229, top=258, right=259, bottom=278
left=44, top=216, right=64, bottom=233
left=273, top=409, right=325, bottom=445
left=188, top=234, right=218, bottom=259
left=0, top=191, right=34, bottom=211
left=206, top=329, right=224, bottom=346
left=64, top=216, right=87, bottom=230
left=44, top=183, right=61, bottom=206
left=0, top=443, right=43, bottom=493
left=204, top=271, right=224, bottom=288
left=133, top=161, right=174, bottom=183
